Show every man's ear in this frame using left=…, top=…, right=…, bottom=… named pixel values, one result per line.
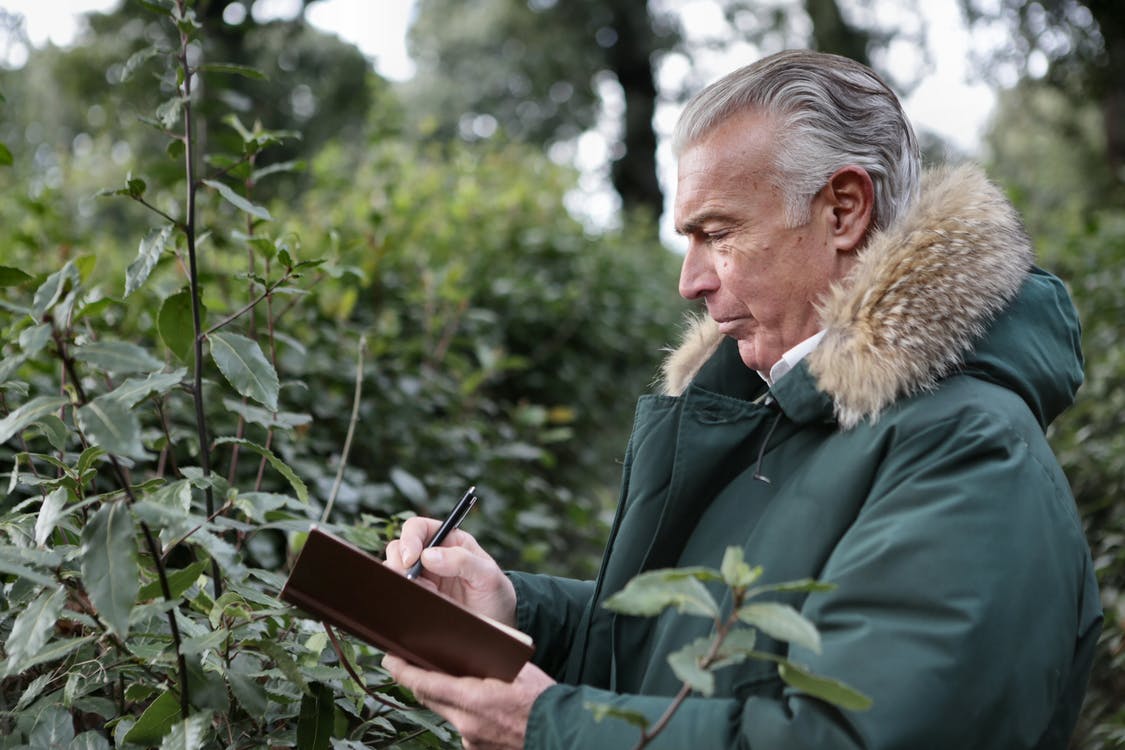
left=824, top=166, right=874, bottom=253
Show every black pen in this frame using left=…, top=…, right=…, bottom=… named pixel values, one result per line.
left=405, top=485, right=478, bottom=580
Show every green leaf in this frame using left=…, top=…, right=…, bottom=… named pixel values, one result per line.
left=156, top=96, right=182, bottom=130
left=159, top=712, right=211, bottom=750
left=209, top=591, right=251, bottom=629
left=252, top=159, right=305, bottom=182
left=297, top=682, right=336, bottom=750
left=144, top=478, right=193, bottom=515
left=121, top=45, right=161, bottom=81
left=0, top=141, right=11, bottom=166
left=223, top=114, right=253, bottom=141
left=737, top=602, right=821, bottom=654
left=0, top=265, right=30, bottom=286
left=213, top=437, right=307, bottom=502
left=16, top=674, right=51, bottom=711
left=35, top=486, right=69, bottom=545
left=77, top=445, right=108, bottom=477
left=123, top=690, right=181, bottom=745
left=127, top=174, right=147, bottom=198
left=0, top=352, right=28, bottom=385
left=226, top=658, right=268, bottom=716
left=584, top=701, right=650, bottom=730
left=74, top=340, right=165, bottom=375
left=3, top=586, right=67, bottom=675
left=720, top=546, right=762, bottom=588
left=745, top=579, right=837, bottom=599
left=778, top=661, right=873, bottom=711
left=198, top=62, right=267, bottom=80
left=249, top=639, right=308, bottom=693
left=0, top=548, right=58, bottom=587
left=180, top=627, right=229, bottom=657
left=32, top=261, right=79, bottom=319
left=19, top=322, right=52, bottom=356
left=201, top=178, right=271, bottom=221
left=71, top=730, right=112, bottom=750
left=389, top=466, right=427, bottom=505
left=208, top=332, right=279, bottom=410
left=138, top=560, right=208, bottom=602
left=4, top=637, right=96, bottom=681
left=106, top=369, right=186, bottom=408
left=77, top=395, right=148, bottom=460
left=193, top=530, right=248, bottom=584
left=221, top=397, right=311, bottom=429
left=80, top=502, right=139, bottom=636
left=29, top=706, right=74, bottom=747
left=667, top=637, right=716, bottom=696
left=34, top=413, right=69, bottom=452
left=603, top=569, right=720, bottom=618
left=0, top=396, right=67, bottom=444
left=126, top=225, right=174, bottom=297
left=713, top=626, right=758, bottom=668
left=158, top=289, right=198, bottom=362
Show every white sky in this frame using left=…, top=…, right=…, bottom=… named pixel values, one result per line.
left=0, top=0, right=1001, bottom=233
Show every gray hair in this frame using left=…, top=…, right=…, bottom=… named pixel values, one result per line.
left=672, top=50, right=921, bottom=232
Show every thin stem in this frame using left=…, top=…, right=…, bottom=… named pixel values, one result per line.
left=52, top=323, right=192, bottom=716
left=632, top=593, right=746, bottom=750
left=200, top=272, right=295, bottom=338
left=322, top=336, right=366, bottom=523
left=176, top=0, right=222, bottom=602
left=633, top=683, right=693, bottom=750
left=131, top=195, right=182, bottom=228
left=159, top=499, right=236, bottom=563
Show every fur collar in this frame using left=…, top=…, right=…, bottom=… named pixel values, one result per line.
left=659, top=164, right=1034, bottom=429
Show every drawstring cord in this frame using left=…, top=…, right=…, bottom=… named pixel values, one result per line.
left=753, top=402, right=784, bottom=484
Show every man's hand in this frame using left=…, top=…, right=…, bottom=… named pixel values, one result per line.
left=383, top=655, right=555, bottom=750
left=384, top=517, right=518, bottom=627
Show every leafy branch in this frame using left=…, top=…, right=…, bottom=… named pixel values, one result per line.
left=587, top=547, right=871, bottom=749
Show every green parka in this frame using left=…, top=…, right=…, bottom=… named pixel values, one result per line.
left=509, top=165, right=1101, bottom=749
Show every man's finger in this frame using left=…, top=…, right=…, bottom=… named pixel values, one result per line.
left=397, top=517, right=442, bottom=567
left=418, top=543, right=493, bottom=587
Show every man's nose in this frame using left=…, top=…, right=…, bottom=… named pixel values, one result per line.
left=678, top=241, right=718, bottom=300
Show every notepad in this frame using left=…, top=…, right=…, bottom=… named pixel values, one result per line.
left=279, top=526, right=534, bottom=681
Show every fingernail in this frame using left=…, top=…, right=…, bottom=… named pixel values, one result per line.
left=401, top=546, right=411, bottom=566
left=422, top=548, right=443, bottom=565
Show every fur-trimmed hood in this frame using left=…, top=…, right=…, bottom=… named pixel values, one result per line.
left=659, top=164, right=1081, bottom=429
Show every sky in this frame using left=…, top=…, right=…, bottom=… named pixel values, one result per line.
left=0, top=0, right=1003, bottom=233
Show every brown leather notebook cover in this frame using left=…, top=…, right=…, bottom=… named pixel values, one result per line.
left=279, top=527, right=534, bottom=682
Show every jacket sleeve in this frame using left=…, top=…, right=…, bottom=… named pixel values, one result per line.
left=508, top=571, right=595, bottom=679
left=524, top=410, right=1101, bottom=749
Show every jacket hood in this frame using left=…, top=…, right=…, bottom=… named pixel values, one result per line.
left=660, top=164, right=1083, bottom=429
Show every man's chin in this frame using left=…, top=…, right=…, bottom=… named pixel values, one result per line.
left=735, top=340, right=772, bottom=375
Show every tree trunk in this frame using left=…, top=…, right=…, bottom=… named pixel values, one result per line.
left=804, top=0, right=871, bottom=65
left=1085, top=0, right=1125, bottom=185
left=605, top=0, right=664, bottom=222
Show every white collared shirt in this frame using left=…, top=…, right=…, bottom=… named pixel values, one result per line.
left=758, top=330, right=827, bottom=386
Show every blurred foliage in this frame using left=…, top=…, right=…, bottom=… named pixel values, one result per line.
left=985, top=73, right=1125, bottom=750
left=0, top=1, right=680, bottom=746
left=960, top=0, right=1125, bottom=200
left=284, top=134, right=683, bottom=573
left=404, top=0, right=919, bottom=219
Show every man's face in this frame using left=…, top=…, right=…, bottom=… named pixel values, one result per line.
left=674, top=109, right=853, bottom=374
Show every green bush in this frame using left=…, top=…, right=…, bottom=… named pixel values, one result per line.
left=0, top=2, right=681, bottom=746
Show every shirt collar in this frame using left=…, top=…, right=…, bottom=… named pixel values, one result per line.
left=758, top=330, right=826, bottom=387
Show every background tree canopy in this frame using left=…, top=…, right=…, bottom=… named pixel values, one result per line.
left=0, top=0, right=1122, bottom=747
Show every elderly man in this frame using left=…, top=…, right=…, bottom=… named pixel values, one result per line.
left=384, top=50, right=1100, bottom=749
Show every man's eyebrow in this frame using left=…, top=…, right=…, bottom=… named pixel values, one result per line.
left=675, top=211, right=730, bottom=236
